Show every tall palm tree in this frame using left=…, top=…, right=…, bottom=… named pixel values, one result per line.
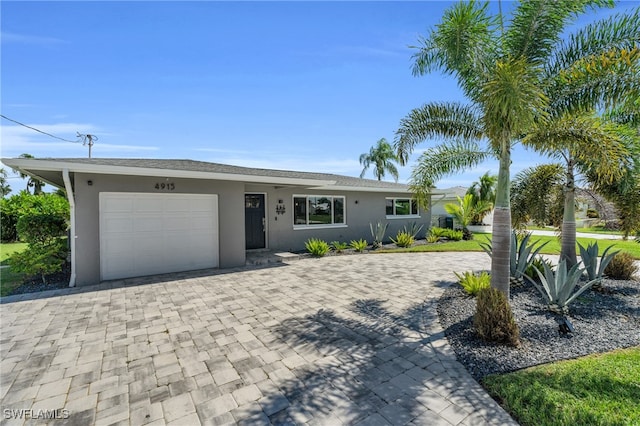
left=14, top=153, right=45, bottom=195
left=394, top=0, right=638, bottom=298
left=359, top=138, right=400, bottom=182
left=466, top=171, right=497, bottom=224
left=0, top=168, right=11, bottom=197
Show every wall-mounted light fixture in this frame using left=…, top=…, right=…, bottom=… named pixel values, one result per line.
left=87, top=180, right=93, bottom=186
left=276, top=204, right=286, bottom=215
left=354, top=200, right=359, bottom=204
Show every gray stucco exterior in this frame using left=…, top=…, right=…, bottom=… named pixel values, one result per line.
left=1, top=158, right=435, bottom=287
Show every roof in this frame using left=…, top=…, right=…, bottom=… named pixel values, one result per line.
left=2, top=157, right=440, bottom=194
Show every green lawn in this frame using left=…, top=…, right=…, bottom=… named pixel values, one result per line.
left=380, top=234, right=640, bottom=259
left=525, top=225, right=624, bottom=236
left=483, top=347, right=640, bottom=426
left=0, top=242, right=28, bottom=297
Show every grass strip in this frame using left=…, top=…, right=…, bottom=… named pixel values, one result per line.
left=483, top=347, right=640, bottom=426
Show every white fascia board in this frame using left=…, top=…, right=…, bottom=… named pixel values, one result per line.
left=1, top=158, right=336, bottom=187
left=310, top=185, right=414, bottom=194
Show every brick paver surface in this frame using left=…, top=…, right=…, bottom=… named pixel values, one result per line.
left=0, top=252, right=516, bottom=425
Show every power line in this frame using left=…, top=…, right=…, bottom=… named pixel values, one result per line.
left=0, top=114, right=82, bottom=144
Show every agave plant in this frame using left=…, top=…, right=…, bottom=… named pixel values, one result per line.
left=402, top=222, right=424, bottom=239
left=577, top=241, right=619, bottom=288
left=526, top=259, right=598, bottom=314
left=480, top=231, right=548, bottom=284
left=369, top=221, right=388, bottom=249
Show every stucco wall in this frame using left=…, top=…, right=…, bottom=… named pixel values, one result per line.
left=245, top=184, right=431, bottom=252
left=73, top=172, right=245, bottom=286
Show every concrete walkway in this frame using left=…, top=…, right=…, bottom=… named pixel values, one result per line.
left=0, top=253, right=515, bottom=426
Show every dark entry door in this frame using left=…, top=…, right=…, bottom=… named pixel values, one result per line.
left=245, top=194, right=266, bottom=249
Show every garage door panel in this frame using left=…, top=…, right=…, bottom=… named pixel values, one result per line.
left=100, top=193, right=219, bottom=281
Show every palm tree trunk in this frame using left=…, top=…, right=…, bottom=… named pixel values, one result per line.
left=490, top=142, right=511, bottom=299
left=561, top=160, right=577, bottom=268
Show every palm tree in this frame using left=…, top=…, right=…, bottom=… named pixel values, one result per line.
left=445, top=194, right=492, bottom=230
left=13, top=153, right=45, bottom=195
left=510, top=164, right=565, bottom=229
left=359, top=138, right=400, bottom=182
left=466, top=172, right=497, bottom=224
left=0, top=168, right=11, bottom=197
left=394, top=1, right=638, bottom=298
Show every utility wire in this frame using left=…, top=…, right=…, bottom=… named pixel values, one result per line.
left=0, top=114, right=82, bottom=144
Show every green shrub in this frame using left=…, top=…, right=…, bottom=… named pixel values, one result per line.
left=17, top=213, right=67, bottom=245
left=369, top=222, right=388, bottom=249
left=1, top=192, right=69, bottom=242
left=474, top=287, right=520, bottom=347
left=444, top=229, right=463, bottom=241
left=429, top=227, right=448, bottom=238
left=604, top=252, right=638, bottom=280
left=528, top=259, right=597, bottom=314
left=350, top=239, right=368, bottom=252
left=305, top=238, right=330, bottom=257
left=426, top=235, right=440, bottom=243
left=330, top=241, right=348, bottom=253
left=8, top=239, right=68, bottom=284
left=455, top=271, right=490, bottom=296
left=391, top=231, right=414, bottom=248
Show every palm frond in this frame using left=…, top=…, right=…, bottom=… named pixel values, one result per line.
left=394, top=102, right=484, bottom=165
left=505, top=0, right=613, bottom=65
left=411, top=1, right=498, bottom=98
left=546, top=7, right=640, bottom=79
left=408, top=140, right=492, bottom=206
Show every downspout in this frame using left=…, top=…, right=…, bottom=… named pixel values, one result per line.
left=62, top=169, right=76, bottom=287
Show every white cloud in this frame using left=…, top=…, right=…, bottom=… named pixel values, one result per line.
left=1, top=32, right=65, bottom=45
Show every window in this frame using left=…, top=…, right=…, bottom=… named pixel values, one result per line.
left=386, top=198, right=418, bottom=217
left=294, top=195, right=345, bottom=227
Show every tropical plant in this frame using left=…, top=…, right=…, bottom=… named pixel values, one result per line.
left=429, top=227, right=448, bottom=238
left=0, top=168, right=11, bottom=197
left=577, top=241, right=619, bottom=287
left=402, top=222, right=424, bottom=239
left=426, top=234, right=440, bottom=243
left=480, top=231, right=548, bottom=284
left=527, top=259, right=598, bottom=314
left=604, top=252, right=638, bottom=280
left=305, top=238, right=330, bottom=257
left=359, top=138, right=400, bottom=182
left=445, top=194, right=492, bottom=236
left=350, top=239, right=368, bottom=252
left=0, top=192, right=70, bottom=242
left=474, top=287, right=520, bottom=347
left=510, top=164, right=565, bottom=229
left=12, top=153, right=46, bottom=195
left=369, top=221, right=388, bottom=249
left=391, top=231, right=414, bottom=248
left=395, top=0, right=640, bottom=299
left=466, top=172, right=497, bottom=224
left=455, top=270, right=490, bottom=296
left=330, top=241, right=348, bottom=253
left=525, top=256, right=555, bottom=283
left=444, top=229, right=463, bottom=241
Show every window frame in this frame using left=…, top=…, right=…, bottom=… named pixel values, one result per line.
left=385, top=197, right=420, bottom=219
left=293, top=194, right=347, bottom=229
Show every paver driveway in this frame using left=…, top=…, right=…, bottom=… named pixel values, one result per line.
left=0, top=252, right=516, bottom=426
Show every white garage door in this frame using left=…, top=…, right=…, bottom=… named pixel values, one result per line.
left=100, top=192, right=219, bottom=281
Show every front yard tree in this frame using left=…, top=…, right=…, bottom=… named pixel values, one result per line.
left=0, top=168, right=11, bottom=197
left=359, top=138, right=400, bottom=182
left=395, top=0, right=639, bottom=298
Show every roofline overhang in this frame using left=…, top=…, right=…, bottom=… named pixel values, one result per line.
left=1, top=158, right=337, bottom=188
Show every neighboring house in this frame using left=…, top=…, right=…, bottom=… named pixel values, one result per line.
left=2, top=158, right=439, bottom=286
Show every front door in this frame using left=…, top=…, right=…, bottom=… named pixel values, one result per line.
left=245, top=194, right=266, bottom=249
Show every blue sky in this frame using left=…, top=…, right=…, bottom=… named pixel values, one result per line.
left=1, top=1, right=637, bottom=193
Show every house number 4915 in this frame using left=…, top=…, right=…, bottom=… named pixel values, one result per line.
left=155, top=183, right=175, bottom=190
